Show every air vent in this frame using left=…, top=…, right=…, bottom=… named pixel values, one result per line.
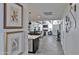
left=44, top=12, right=52, bottom=15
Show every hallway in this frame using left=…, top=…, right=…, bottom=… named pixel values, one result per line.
left=1, top=3, right=79, bottom=55
left=29, top=35, right=64, bottom=55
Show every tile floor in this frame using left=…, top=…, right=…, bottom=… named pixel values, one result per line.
left=28, top=35, right=64, bottom=55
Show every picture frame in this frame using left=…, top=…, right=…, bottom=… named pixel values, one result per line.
left=4, top=31, right=24, bottom=55
left=4, top=3, right=23, bottom=29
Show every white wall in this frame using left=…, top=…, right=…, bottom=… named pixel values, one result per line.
left=22, top=3, right=28, bottom=55
left=61, top=4, right=79, bottom=55
left=0, top=3, right=28, bottom=55
left=0, top=3, right=4, bottom=54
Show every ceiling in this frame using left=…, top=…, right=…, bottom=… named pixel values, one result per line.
left=28, top=3, right=68, bottom=21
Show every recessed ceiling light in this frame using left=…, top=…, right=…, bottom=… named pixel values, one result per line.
left=44, top=12, right=52, bottom=15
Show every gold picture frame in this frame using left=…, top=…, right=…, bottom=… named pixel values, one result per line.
left=4, top=31, right=23, bottom=55
left=4, top=3, right=23, bottom=29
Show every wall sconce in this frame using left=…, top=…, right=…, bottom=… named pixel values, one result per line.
left=70, top=3, right=72, bottom=6
left=29, top=21, right=31, bottom=25
left=28, top=10, right=31, bottom=25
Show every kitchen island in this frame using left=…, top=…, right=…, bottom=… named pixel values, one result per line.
left=28, top=35, right=41, bottom=53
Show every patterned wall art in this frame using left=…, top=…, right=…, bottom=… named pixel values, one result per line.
left=69, top=3, right=77, bottom=28
left=4, top=31, right=23, bottom=55
left=4, top=3, right=23, bottom=29
left=65, top=15, right=71, bottom=33
left=65, top=11, right=76, bottom=33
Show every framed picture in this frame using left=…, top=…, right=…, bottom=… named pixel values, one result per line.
left=4, top=31, right=24, bottom=55
left=4, top=3, right=23, bottom=29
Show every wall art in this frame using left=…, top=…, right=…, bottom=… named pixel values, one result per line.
left=65, top=15, right=71, bottom=33
left=4, top=31, right=23, bottom=55
left=69, top=3, right=76, bottom=28
left=4, top=3, right=23, bottom=29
